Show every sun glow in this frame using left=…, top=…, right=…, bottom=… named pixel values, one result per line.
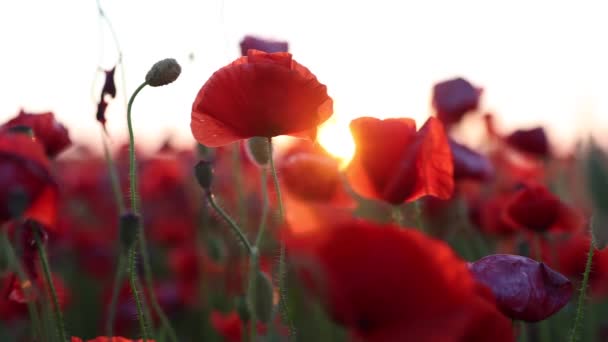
left=317, top=118, right=356, bottom=168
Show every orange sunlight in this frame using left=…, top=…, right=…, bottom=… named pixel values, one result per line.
left=317, top=118, right=356, bottom=168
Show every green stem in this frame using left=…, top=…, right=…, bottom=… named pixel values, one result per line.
left=35, top=233, right=67, bottom=342
left=255, top=167, right=269, bottom=247
left=206, top=191, right=253, bottom=255
left=413, top=200, right=425, bottom=232
left=127, top=81, right=147, bottom=213
left=1, top=232, right=42, bottom=339
left=267, top=137, right=296, bottom=340
left=128, top=243, right=150, bottom=341
left=391, top=205, right=404, bottom=226
left=248, top=248, right=259, bottom=342
left=519, top=321, right=528, bottom=342
left=232, top=143, right=248, bottom=229
left=127, top=81, right=178, bottom=342
left=105, top=253, right=125, bottom=337
left=568, top=235, right=595, bottom=342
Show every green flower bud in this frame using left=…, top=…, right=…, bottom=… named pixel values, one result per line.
left=246, top=137, right=270, bottom=166
left=194, top=160, right=214, bottom=190
left=145, top=58, right=181, bottom=87
left=119, top=212, right=140, bottom=250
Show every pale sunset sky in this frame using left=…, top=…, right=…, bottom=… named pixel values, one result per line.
left=0, top=0, right=607, bottom=158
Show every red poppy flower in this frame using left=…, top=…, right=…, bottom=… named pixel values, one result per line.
left=279, top=151, right=353, bottom=206
left=210, top=311, right=267, bottom=342
left=542, top=233, right=608, bottom=296
left=191, top=49, right=333, bottom=147
left=240, top=35, right=289, bottom=55
left=1, top=272, right=68, bottom=321
left=1, top=109, right=71, bottom=157
left=468, top=254, right=572, bottom=322
left=472, top=193, right=520, bottom=236
left=449, top=138, right=494, bottom=181
left=502, top=184, right=583, bottom=233
left=506, top=127, right=550, bottom=157
left=285, top=219, right=513, bottom=341
left=346, top=117, right=454, bottom=205
left=432, top=77, right=482, bottom=126
left=0, top=132, right=58, bottom=229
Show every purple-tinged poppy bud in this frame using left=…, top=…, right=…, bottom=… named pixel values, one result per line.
left=101, top=66, right=117, bottom=98
left=468, top=254, right=572, bottom=322
left=506, top=127, right=550, bottom=157
left=239, top=35, right=289, bottom=56
left=449, top=138, right=494, bottom=181
left=194, top=160, right=213, bottom=191
left=432, top=77, right=482, bottom=127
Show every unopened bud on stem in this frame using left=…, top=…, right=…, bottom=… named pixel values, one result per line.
left=119, top=212, right=140, bottom=251
left=194, top=160, right=214, bottom=190
left=145, top=58, right=181, bottom=87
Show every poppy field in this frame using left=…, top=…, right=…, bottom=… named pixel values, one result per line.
left=1, top=32, right=608, bottom=342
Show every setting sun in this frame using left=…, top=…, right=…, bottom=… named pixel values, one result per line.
left=317, top=118, right=356, bottom=168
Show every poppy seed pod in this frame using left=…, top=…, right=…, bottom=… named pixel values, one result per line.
left=119, top=212, right=140, bottom=250
left=145, top=58, right=181, bottom=87
left=245, top=137, right=270, bottom=166
left=194, top=160, right=214, bottom=190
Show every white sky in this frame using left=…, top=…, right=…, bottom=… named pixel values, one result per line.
left=1, top=0, right=607, bottom=154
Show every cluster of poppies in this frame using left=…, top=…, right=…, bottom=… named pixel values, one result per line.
left=1, top=35, right=607, bottom=342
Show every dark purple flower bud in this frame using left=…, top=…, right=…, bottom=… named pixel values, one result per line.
left=101, top=66, right=117, bottom=98
left=96, top=99, right=108, bottom=128
left=432, top=77, right=482, bottom=126
left=505, top=127, right=550, bottom=157
left=239, top=35, right=289, bottom=56
left=449, top=138, right=494, bottom=181
left=468, top=254, right=572, bottom=322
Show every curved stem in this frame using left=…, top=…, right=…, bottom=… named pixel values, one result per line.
left=127, top=81, right=147, bottom=213
left=206, top=191, right=252, bottom=255
left=127, top=81, right=178, bottom=342
left=35, top=233, right=67, bottom=342
left=267, top=137, right=296, bottom=340
left=128, top=244, right=150, bottom=340
left=1, top=232, right=42, bottom=339
left=105, top=253, right=124, bottom=337
left=569, top=235, right=595, bottom=342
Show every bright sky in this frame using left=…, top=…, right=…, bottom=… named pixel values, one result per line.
left=1, top=0, right=607, bottom=157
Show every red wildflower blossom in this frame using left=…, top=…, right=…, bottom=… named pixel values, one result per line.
left=2, top=109, right=71, bottom=157
left=503, top=184, right=583, bottom=233
left=506, top=127, right=550, bottom=158
left=346, top=117, right=454, bottom=204
left=469, top=254, right=572, bottom=322
left=542, top=233, right=608, bottom=296
left=240, top=35, right=289, bottom=55
left=0, top=132, right=58, bottom=229
left=279, top=150, right=353, bottom=205
left=432, top=77, right=482, bottom=126
left=210, top=311, right=268, bottom=342
left=285, top=219, right=513, bottom=341
left=191, top=49, right=333, bottom=147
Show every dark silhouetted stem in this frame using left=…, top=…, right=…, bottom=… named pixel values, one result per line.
left=206, top=191, right=252, bottom=255
left=35, top=233, right=67, bottom=342
left=127, top=243, right=150, bottom=340
left=105, top=254, right=124, bottom=337
left=1, top=232, right=42, bottom=339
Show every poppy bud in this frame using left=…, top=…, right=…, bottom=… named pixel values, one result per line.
left=235, top=296, right=250, bottom=322
left=505, top=127, right=550, bottom=157
left=253, top=270, right=274, bottom=323
left=245, top=137, right=270, bottom=166
left=6, top=125, right=34, bottom=137
left=194, top=160, right=214, bottom=190
left=119, top=212, right=140, bottom=250
left=468, top=254, right=573, bottom=322
left=145, top=58, right=181, bottom=87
